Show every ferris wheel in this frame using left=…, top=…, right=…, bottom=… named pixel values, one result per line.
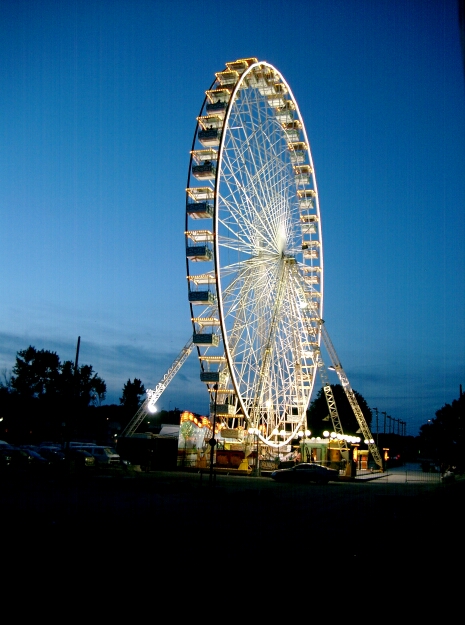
left=185, top=58, right=323, bottom=449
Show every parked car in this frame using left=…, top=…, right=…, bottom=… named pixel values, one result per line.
left=68, top=441, right=96, bottom=449
left=0, top=446, right=31, bottom=472
left=37, top=447, right=67, bottom=467
left=0, top=446, right=13, bottom=471
left=64, top=448, right=96, bottom=470
left=270, top=462, right=339, bottom=485
left=80, top=446, right=121, bottom=467
left=25, top=449, right=52, bottom=471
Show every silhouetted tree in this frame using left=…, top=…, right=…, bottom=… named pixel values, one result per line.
left=10, top=346, right=106, bottom=406
left=120, top=378, right=145, bottom=414
left=3, top=346, right=106, bottom=441
left=0, top=369, right=13, bottom=392
left=418, top=393, right=465, bottom=471
left=77, top=364, right=107, bottom=407
left=307, top=383, right=372, bottom=436
left=156, top=408, right=182, bottom=426
left=11, top=347, right=61, bottom=398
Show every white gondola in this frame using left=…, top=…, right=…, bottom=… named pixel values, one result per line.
left=298, top=189, right=316, bottom=208
left=206, top=88, right=233, bottom=104
left=186, top=230, right=214, bottom=244
left=186, top=202, right=214, bottom=219
left=288, top=141, right=308, bottom=164
left=302, top=241, right=320, bottom=259
left=215, top=69, right=240, bottom=86
left=186, top=245, right=213, bottom=262
left=192, top=162, right=216, bottom=180
left=282, top=120, right=302, bottom=142
left=198, top=128, right=221, bottom=147
left=188, top=290, right=216, bottom=304
left=294, top=165, right=313, bottom=185
left=274, top=100, right=295, bottom=123
left=193, top=333, right=220, bottom=346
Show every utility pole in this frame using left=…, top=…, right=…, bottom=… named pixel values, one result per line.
left=381, top=411, right=387, bottom=434
left=65, top=336, right=80, bottom=451
left=372, top=407, right=379, bottom=447
left=209, top=384, right=218, bottom=485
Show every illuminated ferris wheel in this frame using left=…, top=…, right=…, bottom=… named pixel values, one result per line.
left=185, top=58, right=324, bottom=449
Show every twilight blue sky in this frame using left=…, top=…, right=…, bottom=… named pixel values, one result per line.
left=1, top=0, right=464, bottom=437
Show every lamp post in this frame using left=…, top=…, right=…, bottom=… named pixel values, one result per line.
left=248, top=427, right=260, bottom=476
left=323, top=431, right=330, bottom=466
left=372, top=407, right=379, bottom=448
left=209, top=384, right=218, bottom=485
left=272, top=428, right=279, bottom=464
left=279, top=429, right=288, bottom=463
left=302, top=429, right=311, bottom=461
left=255, top=428, right=260, bottom=476
left=381, top=411, right=387, bottom=434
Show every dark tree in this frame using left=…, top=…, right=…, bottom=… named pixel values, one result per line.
left=120, top=378, right=145, bottom=414
left=418, top=393, right=465, bottom=471
left=8, top=346, right=106, bottom=442
left=307, top=383, right=372, bottom=437
left=11, top=347, right=61, bottom=398
left=0, top=369, right=13, bottom=393
left=11, top=346, right=106, bottom=407
left=77, top=363, right=107, bottom=407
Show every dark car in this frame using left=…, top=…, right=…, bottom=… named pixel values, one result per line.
left=270, top=462, right=339, bottom=485
left=0, top=446, right=14, bottom=471
left=37, top=447, right=67, bottom=468
left=0, top=446, right=31, bottom=473
left=64, top=448, right=96, bottom=471
left=24, top=449, right=52, bottom=471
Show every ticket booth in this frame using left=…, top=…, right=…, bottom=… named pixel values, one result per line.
left=358, top=449, right=369, bottom=470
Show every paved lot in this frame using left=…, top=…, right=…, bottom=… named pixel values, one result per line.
left=1, top=463, right=462, bottom=569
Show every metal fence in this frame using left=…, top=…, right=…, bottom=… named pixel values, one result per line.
left=404, top=462, right=442, bottom=483
left=354, top=462, right=443, bottom=483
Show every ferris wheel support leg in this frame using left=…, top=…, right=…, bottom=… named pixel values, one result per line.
left=120, top=337, right=194, bottom=438
left=318, top=320, right=383, bottom=470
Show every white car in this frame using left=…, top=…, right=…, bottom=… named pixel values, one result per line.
left=80, top=446, right=121, bottom=466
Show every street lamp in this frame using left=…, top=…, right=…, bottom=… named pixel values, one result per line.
left=279, top=429, right=288, bottom=460
left=248, top=427, right=260, bottom=476
left=272, top=428, right=279, bottom=463
left=381, top=411, right=387, bottom=434
left=323, top=430, right=331, bottom=466
left=301, top=429, right=311, bottom=461
left=209, top=384, right=218, bottom=485
left=372, top=407, right=379, bottom=447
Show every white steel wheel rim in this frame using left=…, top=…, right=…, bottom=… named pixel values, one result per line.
left=186, top=60, right=323, bottom=449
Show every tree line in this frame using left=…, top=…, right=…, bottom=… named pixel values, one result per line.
left=0, top=345, right=151, bottom=443
left=1, top=345, right=463, bottom=470
left=417, top=392, right=465, bottom=471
